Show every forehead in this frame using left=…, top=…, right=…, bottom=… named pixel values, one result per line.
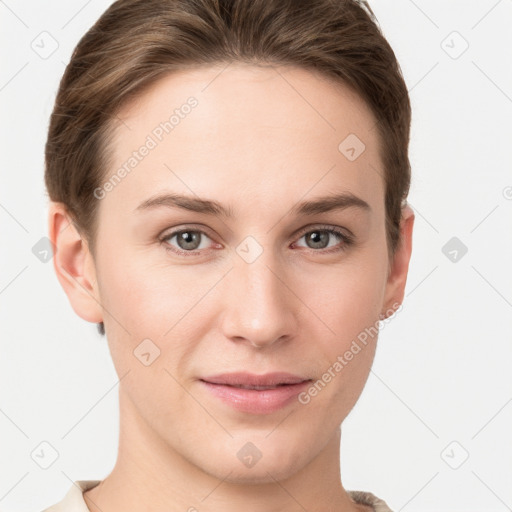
left=102, top=63, right=384, bottom=219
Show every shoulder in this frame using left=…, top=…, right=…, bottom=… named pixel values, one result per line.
left=40, top=480, right=101, bottom=512
left=348, top=489, right=394, bottom=512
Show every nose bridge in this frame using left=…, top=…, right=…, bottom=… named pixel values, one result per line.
left=220, top=240, right=296, bottom=347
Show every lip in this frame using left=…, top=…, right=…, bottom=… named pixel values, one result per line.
left=202, top=371, right=309, bottom=387
left=199, top=372, right=312, bottom=414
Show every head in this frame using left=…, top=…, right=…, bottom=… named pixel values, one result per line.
left=46, top=0, right=414, bottom=484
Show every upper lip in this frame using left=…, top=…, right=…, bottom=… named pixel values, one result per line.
left=200, top=372, right=311, bottom=387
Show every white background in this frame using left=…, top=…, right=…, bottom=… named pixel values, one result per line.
left=1, top=1, right=511, bottom=511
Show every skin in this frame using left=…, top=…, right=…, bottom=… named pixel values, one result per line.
left=49, top=62, right=414, bottom=512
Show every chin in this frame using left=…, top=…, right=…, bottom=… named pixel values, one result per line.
left=204, top=457, right=303, bottom=485
left=195, top=436, right=308, bottom=485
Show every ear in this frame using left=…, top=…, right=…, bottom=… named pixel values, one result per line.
left=48, top=201, right=103, bottom=324
left=381, top=203, right=415, bottom=317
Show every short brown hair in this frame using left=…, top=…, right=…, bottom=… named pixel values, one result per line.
left=45, top=0, right=412, bottom=336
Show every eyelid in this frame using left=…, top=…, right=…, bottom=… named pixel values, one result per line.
left=294, top=223, right=354, bottom=240
left=159, top=223, right=215, bottom=240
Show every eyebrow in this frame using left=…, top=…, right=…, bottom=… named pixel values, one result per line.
left=134, top=191, right=371, bottom=217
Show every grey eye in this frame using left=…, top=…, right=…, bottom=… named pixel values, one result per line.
left=303, top=230, right=331, bottom=249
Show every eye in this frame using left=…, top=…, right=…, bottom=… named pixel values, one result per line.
left=159, top=227, right=217, bottom=255
left=159, top=224, right=354, bottom=257
left=293, top=225, right=354, bottom=254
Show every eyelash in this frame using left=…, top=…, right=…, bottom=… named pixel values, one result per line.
left=159, top=224, right=355, bottom=257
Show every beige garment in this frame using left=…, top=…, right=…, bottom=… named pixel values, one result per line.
left=41, top=480, right=394, bottom=512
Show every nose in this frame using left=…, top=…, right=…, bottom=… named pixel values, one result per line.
left=219, top=249, right=298, bottom=349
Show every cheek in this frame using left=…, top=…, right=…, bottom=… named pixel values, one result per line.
left=97, top=245, right=222, bottom=336
left=95, top=251, right=196, bottom=424
left=296, top=257, right=385, bottom=338
left=293, top=258, right=384, bottom=407
left=299, top=324, right=378, bottom=424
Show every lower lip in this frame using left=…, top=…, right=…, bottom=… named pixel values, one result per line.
left=200, top=380, right=311, bottom=414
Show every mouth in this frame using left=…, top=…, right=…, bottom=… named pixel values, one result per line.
left=199, top=372, right=312, bottom=414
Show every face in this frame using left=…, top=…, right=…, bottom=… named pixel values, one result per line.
left=56, top=63, right=412, bottom=483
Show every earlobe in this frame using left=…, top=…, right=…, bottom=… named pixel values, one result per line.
left=381, top=204, right=415, bottom=316
left=48, top=201, right=104, bottom=324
